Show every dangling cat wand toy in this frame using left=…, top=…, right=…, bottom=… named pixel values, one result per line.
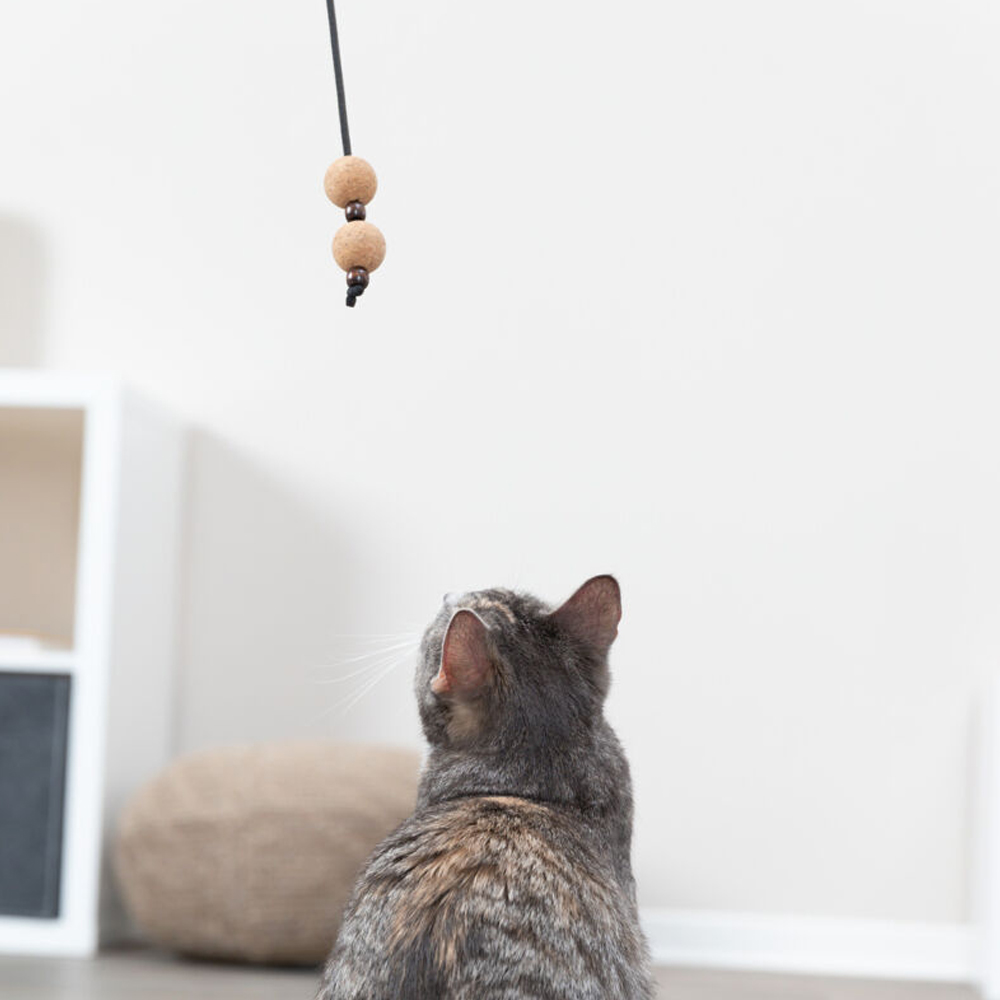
left=323, top=0, right=385, bottom=307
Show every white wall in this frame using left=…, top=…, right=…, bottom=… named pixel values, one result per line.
left=2, top=0, right=1000, bottom=930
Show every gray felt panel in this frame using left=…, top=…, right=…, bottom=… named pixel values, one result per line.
left=0, top=672, right=71, bottom=919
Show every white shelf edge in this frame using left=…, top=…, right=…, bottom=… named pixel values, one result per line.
left=0, top=369, right=121, bottom=410
left=0, top=915, right=96, bottom=958
left=0, top=650, right=77, bottom=673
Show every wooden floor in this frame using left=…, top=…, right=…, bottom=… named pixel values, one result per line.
left=0, top=950, right=981, bottom=999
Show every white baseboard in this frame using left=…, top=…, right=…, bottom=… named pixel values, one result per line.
left=640, top=909, right=976, bottom=983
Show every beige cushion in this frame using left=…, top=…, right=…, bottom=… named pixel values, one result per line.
left=115, top=742, right=420, bottom=965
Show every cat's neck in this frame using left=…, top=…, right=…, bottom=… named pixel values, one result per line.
left=416, top=718, right=634, bottom=878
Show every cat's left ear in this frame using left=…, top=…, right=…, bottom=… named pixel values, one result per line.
left=432, top=609, right=492, bottom=697
left=549, top=575, right=621, bottom=656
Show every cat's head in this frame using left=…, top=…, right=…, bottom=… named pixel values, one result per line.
left=414, top=576, right=621, bottom=750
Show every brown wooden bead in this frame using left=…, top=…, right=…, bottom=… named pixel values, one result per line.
left=344, top=201, right=366, bottom=221
left=324, top=156, right=377, bottom=208
left=332, top=221, right=386, bottom=272
left=346, top=267, right=369, bottom=288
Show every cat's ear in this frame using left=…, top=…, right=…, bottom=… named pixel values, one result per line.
left=550, top=575, right=621, bottom=655
left=432, top=610, right=492, bottom=698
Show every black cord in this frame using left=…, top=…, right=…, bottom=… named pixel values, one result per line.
left=325, top=0, right=352, bottom=156
left=326, top=0, right=371, bottom=308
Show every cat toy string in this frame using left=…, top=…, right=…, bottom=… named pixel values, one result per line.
left=325, top=0, right=352, bottom=158
left=323, top=0, right=385, bottom=307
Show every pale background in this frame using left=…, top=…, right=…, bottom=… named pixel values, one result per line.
left=2, top=0, right=999, bottom=933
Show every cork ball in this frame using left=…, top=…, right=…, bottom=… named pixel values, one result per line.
left=332, top=221, right=386, bottom=272
left=324, top=156, right=377, bottom=208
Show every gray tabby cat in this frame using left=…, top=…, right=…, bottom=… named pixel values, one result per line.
left=318, top=575, right=653, bottom=1000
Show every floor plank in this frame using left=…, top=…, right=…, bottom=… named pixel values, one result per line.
left=0, top=950, right=981, bottom=999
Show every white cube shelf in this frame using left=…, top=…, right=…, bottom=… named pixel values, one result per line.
left=0, top=370, right=182, bottom=956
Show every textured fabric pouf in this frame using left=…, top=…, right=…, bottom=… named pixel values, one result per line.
left=115, top=742, right=420, bottom=965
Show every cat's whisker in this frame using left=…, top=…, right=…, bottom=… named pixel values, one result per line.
left=314, top=663, right=398, bottom=685
left=332, top=653, right=412, bottom=716
left=337, top=638, right=419, bottom=660
left=312, top=638, right=420, bottom=671
left=334, top=672, right=397, bottom=716
left=314, top=646, right=418, bottom=685
left=327, top=632, right=420, bottom=643
left=310, top=646, right=416, bottom=725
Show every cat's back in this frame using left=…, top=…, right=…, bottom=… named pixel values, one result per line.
left=319, top=795, right=651, bottom=1000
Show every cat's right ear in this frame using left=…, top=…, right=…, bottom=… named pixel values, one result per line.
left=549, top=574, right=622, bottom=656
left=432, top=610, right=492, bottom=698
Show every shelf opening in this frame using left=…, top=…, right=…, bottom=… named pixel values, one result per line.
left=0, top=407, right=84, bottom=649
